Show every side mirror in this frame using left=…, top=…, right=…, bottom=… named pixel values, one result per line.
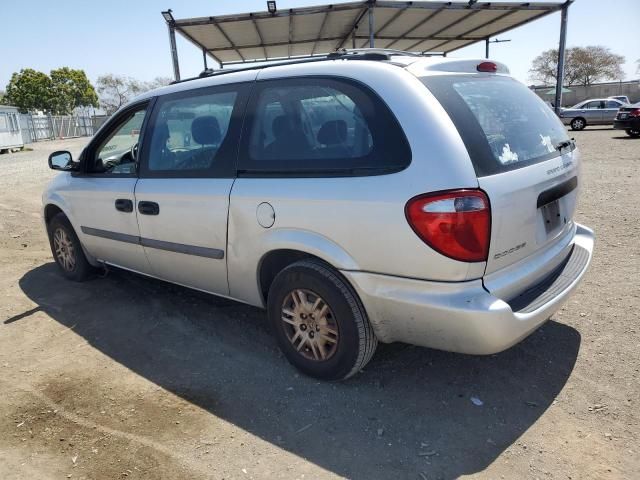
left=48, top=151, right=78, bottom=171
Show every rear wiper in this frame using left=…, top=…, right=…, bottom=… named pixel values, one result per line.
left=555, top=139, right=574, bottom=152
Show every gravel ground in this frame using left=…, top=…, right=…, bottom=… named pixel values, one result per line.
left=0, top=129, right=638, bottom=480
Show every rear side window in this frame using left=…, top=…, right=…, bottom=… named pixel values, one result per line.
left=422, top=75, right=571, bottom=177
left=583, top=101, right=603, bottom=109
left=240, top=77, right=410, bottom=176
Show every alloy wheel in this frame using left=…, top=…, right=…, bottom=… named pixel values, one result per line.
left=53, top=228, right=76, bottom=272
left=281, top=289, right=339, bottom=361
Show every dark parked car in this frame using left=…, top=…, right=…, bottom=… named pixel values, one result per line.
left=613, top=102, right=640, bottom=137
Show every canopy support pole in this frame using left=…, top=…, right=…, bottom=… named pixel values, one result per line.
left=554, top=1, right=571, bottom=114
left=202, top=48, right=208, bottom=70
left=368, top=2, right=375, bottom=48
left=168, top=23, right=181, bottom=81
left=485, top=37, right=489, bottom=58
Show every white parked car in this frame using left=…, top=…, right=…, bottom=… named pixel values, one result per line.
left=43, top=50, right=594, bottom=380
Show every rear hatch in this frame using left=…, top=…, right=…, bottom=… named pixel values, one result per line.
left=421, top=73, right=579, bottom=277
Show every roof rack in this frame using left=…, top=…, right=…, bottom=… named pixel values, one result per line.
left=171, top=48, right=425, bottom=85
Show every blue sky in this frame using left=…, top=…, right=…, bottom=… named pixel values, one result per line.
left=1, top=0, right=638, bottom=89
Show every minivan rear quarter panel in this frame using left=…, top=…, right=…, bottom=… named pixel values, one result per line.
left=227, top=61, right=485, bottom=307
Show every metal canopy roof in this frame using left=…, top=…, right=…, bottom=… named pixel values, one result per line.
left=166, top=1, right=565, bottom=66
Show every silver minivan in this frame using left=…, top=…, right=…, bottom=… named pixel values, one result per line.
left=43, top=50, right=594, bottom=380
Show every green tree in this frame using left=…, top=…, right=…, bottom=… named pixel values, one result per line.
left=4, top=68, right=53, bottom=113
left=529, top=46, right=625, bottom=86
left=50, top=67, right=98, bottom=115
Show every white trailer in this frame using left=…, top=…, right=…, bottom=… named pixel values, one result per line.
left=0, top=105, right=24, bottom=153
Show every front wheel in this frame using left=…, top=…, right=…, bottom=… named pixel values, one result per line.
left=47, top=213, right=95, bottom=281
left=267, top=259, right=377, bottom=380
left=570, top=118, right=586, bottom=131
left=626, top=128, right=640, bottom=138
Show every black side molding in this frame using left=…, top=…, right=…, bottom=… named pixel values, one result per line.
left=537, top=176, right=578, bottom=208
left=80, top=226, right=224, bottom=260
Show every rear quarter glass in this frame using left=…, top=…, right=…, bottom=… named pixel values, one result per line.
left=421, top=75, right=571, bottom=177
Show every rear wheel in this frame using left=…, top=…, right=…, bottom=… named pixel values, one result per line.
left=625, top=128, right=640, bottom=138
left=570, top=118, right=586, bottom=131
left=267, top=259, right=377, bottom=380
left=47, top=213, right=94, bottom=281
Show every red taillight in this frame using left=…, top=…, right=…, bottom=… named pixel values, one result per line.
left=477, top=61, right=497, bottom=73
left=630, top=108, right=640, bottom=117
left=405, top=190, right=491, bottom=262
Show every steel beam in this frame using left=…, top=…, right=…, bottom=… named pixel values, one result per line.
left=211, top=19, right=245, bottom=62
left=250, top=15, right=268, bottom=59
left=311, top=10, right=330, bottom=55
left=335, top=6, right=369, bottom=50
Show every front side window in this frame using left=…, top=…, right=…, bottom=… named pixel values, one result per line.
left=145, top=90, right=238, bottom=173
left=91, top=107, right=147, bottom=174
left=422, top=75, right=571, bottom=176
left=241, top=78, right=410, bottom=175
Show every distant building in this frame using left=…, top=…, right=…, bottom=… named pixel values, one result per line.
left=531, top=80, right=640, bottom=107
left=0, top=105, right=24, bottom=152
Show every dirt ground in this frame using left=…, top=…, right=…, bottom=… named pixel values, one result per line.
left=0, top=129, right=638, bottom=480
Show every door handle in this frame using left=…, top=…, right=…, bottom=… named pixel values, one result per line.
left=115, top=198, right=133, bottom=213
left=138, top=201, right=160, bottom=215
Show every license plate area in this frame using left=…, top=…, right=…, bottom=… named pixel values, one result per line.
left=619, top=113, right=628, bottom=119
left=541, top=199, right=561, bottom=234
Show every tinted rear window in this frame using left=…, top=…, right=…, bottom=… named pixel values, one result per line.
left=239, top=77, right=411, bottom=176
left=422, top=75, right=571, bottom=177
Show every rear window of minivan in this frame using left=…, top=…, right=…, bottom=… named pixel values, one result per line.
left=421, top=75, right=571, bottom=177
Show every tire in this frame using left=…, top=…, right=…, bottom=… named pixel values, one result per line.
left=267, top=259, right=377, bottom=380
left=570, top=118, right=586, bottom=131
left=47, top=212, right=95, bottom=281
left=626, top=128, right=640, bottom=138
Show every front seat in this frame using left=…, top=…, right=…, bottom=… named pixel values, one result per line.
left=189, top=115, right=221, bottom=168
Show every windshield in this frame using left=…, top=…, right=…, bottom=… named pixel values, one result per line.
left=422, top=75, right=570, bottom=176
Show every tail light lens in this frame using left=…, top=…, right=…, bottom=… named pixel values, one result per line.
left=405, top=190, right=491, bottom=262
left=630, top=108, right=640, bottom=117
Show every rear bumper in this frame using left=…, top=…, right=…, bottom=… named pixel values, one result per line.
left=342, top=224, right=594, bottom=355
left=613, top=118, right=640, bottom=130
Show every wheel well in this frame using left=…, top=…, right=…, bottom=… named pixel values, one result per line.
left=44, top=204, right=63, bottom=225
left=259, top=249, right=323, bottom=303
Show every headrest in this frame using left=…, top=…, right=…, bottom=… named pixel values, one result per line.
left=272, top=115, right=290, bottom=139
left=317, top=120, right=347, bottom=146
left=191, top=116, right=221, bottom=145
